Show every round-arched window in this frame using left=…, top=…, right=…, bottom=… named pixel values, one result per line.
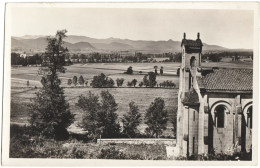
left=214, top=105, right=227, bottom=128
left=247, top=106, right=252, bottom=129
left=190, top=56, right=196, bottom=69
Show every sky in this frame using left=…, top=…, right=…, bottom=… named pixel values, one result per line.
left=10, top=7, right=254, bottom=49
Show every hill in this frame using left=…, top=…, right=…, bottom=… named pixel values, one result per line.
left=11, top=35, right=235, bottom=53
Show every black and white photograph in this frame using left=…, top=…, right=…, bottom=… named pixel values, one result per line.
left=1, top=2, right=259, bottom=166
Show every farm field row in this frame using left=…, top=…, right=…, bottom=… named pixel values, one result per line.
left=11, top=63, right=180, bottom=88
left=11, top=87, right=178, bottom=136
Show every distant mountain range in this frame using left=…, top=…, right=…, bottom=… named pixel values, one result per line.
left=11, top=35, right=249, bottom=54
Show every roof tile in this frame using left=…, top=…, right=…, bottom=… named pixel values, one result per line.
left=202, top=69, right=253, bottom=91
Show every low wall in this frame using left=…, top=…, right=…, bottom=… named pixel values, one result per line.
left=97, top=138, right=176, bottom=146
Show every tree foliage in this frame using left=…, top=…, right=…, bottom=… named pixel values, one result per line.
left=122, top=101, right=142, bottom=138
left=73, top=76, right=78, bottom=86
left=145, top=97, right=168, bottom=138
left=67, top=79, right=72, bottom=86
left=78, top=75, right=85, bottom=85
left=131, top=79, right=137, bottom=87
left=143, top=72, right=157, bottom=87
left=76, top=91, right=100, bottom=140
left=97, top=90, right=121, bottom=138
left=139, top=82, right=144, bottom=87
left=126, top=66, right=133, bottom=74
left=127, top=81, right=133, bottom=87
left=77, top=90, right=120, bottom=139
left=85, top=81, right=88, bottom=87
left=143, top=75, right=149, bottom=87
left=29, top=30, right=75, bottom=139
left=91, top=73, right=114, bottom=88
left=116, top=78, right=124, bottom=87
left=147, top=72, right=157, bottom=87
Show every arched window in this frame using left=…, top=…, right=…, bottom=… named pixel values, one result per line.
left=247, top=106, right=252, bottom=129
left=215, top=105, right=226, bottom=128
left=190, top=56, right=196, bottom=68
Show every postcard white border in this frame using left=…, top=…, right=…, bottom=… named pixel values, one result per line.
left=2, top=2, right=260, bottom=166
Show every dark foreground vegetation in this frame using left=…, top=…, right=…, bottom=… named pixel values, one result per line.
left=10, top=124, right=167, bottom=159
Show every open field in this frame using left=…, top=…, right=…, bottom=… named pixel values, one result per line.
left=10, top=61, right=253, bottom=135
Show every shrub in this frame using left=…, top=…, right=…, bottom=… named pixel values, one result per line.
left=97, top=147, right=127, bottom=159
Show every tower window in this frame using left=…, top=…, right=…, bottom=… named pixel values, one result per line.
left=215, top=105, right=226, bottom=128
left=193, top=110, right=195, bottom=121
left=190, top=56, right=196, bottom=68
left=193, top=137, right=195, bottom=154
left=247, top=106, right=252, bottom=129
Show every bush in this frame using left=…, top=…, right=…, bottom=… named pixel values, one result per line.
left=91, top=73, right=114, bottom=88
left=97, top=147, right=127, bottom=159
left=160, top=80, right=176, bottom=88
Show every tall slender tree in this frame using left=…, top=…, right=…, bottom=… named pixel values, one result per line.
left=29, top=30, right=75, bottom=139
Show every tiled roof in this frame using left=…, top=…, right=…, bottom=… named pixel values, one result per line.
left=181, top=39, right=203, bottom=47
left=202, top=69, right=253, bottom=91
left=182, top=87, right=200, bottom=106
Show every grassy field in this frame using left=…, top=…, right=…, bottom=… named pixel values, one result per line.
left=10, top=61, right=253, bottom=136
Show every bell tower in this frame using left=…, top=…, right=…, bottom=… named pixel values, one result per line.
left=177, top=33, right=203, bottom=156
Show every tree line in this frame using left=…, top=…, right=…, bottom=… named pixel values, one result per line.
left=76, top=90, right=171, bottom=139
left=66, top=73, right=176, bottom=88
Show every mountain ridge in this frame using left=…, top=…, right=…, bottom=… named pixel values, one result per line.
left=12, top=35, right=249, bottom=53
